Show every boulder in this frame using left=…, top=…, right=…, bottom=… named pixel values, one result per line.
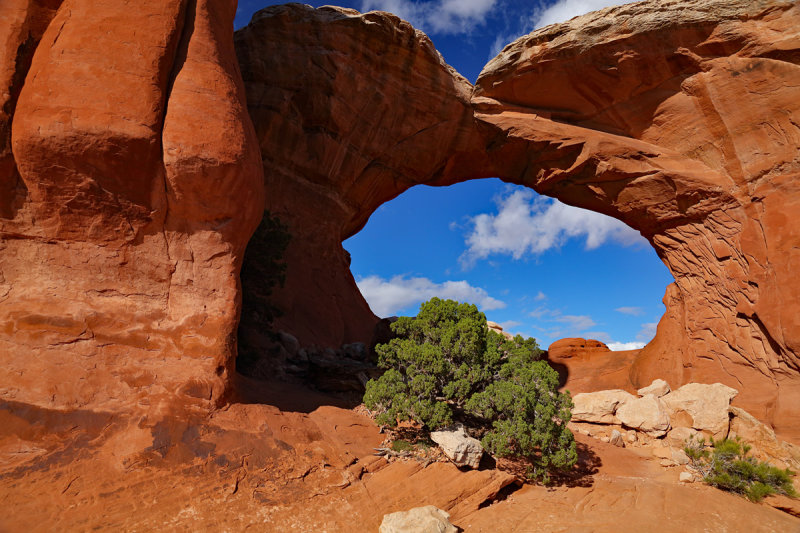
left=666, top=427, right=700, bottom=449
left=379, top=506, right=457, bottom=533
left=571, top=390, right=636, bottom=424
left=430, top=424, right=483, bottom=469
left=679, top=472, right=694, bottom=483
left=637, top=379, right=671, bottom=398
left=662, top=383, right=738, bottom=439
left=610, top=429, right=625, bottom=447
left=729, top=407, right=800, bottom=470
left=615, top=395, right=671, bottom=437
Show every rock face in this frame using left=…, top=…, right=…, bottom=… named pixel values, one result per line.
left=234, top=4, right=489, bottom=350
left=379, top=506, right=457, bottom=533
left=474, top=0, right=800, bottom=441
left=0, top=0, right=264, bottom=414
left=233, top=0, right=800, bottom=441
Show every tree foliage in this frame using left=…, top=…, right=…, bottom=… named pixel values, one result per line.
left=685, top=437, right=797, bottom=502
left=364, top=297, right=577, bottom=480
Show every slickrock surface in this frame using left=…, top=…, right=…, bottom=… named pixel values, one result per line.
left=0, top=0, right=263, bottom=415
left=1, top=379, right=797, bottom=532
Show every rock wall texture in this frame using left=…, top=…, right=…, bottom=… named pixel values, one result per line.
left=236, top=0, right=800, bottom=440
left=234, top=4, right=491, bottom=349
left=474, top=0, right=800, bottom=440
left=0, top=0, right=264, bottom=414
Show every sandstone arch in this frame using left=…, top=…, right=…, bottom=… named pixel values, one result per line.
left=235, top=0, right=800, bottom=440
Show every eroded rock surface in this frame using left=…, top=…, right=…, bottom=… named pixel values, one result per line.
left=0, top=0, right=264, bottom=414
left=233, top=0, right=800, bottom=442
left=474, top=0, right=800, bottom=441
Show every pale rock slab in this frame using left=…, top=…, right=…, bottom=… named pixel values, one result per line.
left=616, top=395, right=671, bottom=437
left=662, top=383, right=738, bottom=439
left=572, top=390, right=636, bottom=424
left=637, top=379, right=671, bottom=398
left=379, top=506, right=457, bottom=533
left=430, top=424, right=483, bottom=469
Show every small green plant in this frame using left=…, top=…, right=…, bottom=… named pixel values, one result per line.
left=364, top=297, right=577, bottom=482
left=685, top=437, right=797, bottom=502
left=391, top=439, right=414, bottom=453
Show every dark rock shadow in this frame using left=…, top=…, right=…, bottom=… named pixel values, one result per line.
left=548, top=441, right=601, bottom=488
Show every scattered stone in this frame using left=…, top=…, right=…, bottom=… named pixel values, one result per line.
left=662, top=383, right=738, bottom=439
left=615, top=395, right=670, bottom=437
left=430, top=424, right=483, bottom=469
left=637, top=379, right=671, bottom=398
left=610, top=429, right=625, bottom=447
left=679, top=472, right=694, bottom=483
left=601, top=436, right=610, bottom=443
left=572, top=390, right=636, bottom=424
left=671, top=448, right=690, bottom=465
left=379, top=506, right=457, bottom=533
left=626, top=430, right=637, bottom=444
left=652, top=446, right=673, bottom=460
left=660, top=459, right=676, bottom=467
left=666, top=427, right=700, bottom=448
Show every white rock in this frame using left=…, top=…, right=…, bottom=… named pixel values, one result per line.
left=610, top=429, right=625, bottom=447
left=616, top=395, right=671, bottom=437
left=637, top=379, right=671, bottom=398
left=430, top=424, right=483, bottom=469
left=379, top=506, right=457, bottom=533
left=662, top=383, right=738, bottom=439
left=572, top=390, right=636, bottom=424
left=666, top=426, right=700, bottom=448
left=679, top=472, right=694, bottom=483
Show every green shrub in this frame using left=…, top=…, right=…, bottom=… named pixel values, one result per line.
left=685, top=437, right=797, bottom=502
left=364, top=297, right=577, bottom=481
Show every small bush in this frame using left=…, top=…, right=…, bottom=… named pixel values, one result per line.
left=391, top=439, right=414, bottom=453
left=685, top=437, right=797, bottom=502
left=364, top=297, right=577, bottom=482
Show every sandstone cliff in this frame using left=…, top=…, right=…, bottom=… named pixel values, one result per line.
left=0, top=0, right=264, bottom=415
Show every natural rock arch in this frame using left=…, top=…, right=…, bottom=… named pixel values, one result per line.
left=235, top=0, right=800, bottom=440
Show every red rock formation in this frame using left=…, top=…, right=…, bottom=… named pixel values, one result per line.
left=236, top=0, right=800, bottom=441
left=547, top=338, right=639, bottom=393
left=234, top=4, right=490, bottom=349
left=474, top=0, right=800, bottom=441
left=0, top=0, right=263, bottom=414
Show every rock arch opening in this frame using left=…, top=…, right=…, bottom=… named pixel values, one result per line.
left=235, top=2, right=800, bottom=440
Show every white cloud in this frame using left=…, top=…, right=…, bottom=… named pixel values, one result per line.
left=554, top=314, right=596, bottom=331
left=460, top=188, right=645, bottom=267
left=607, top=341, right=646, bottom=351
left=356, top=275, right=506, bottom=317
left=361, top=0, right=497, bottom=34
left=535, top=291, right=547, bottom=301
left=616, top=306, right=644, bottom=316
left=532, top=0, right=633, bottom=29
left=637, top=322, right=658, bottom=341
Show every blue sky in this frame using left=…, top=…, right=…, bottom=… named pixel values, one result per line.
left=233, top=1, right=670, bottom=350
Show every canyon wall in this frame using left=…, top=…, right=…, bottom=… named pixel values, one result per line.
left=0, top=0, right=264, bottom=415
